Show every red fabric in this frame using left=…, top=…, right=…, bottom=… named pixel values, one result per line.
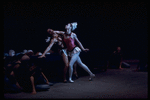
left=63, top=37, right=76, bottom=51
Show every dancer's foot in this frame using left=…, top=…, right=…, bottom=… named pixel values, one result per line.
left=119, top=67, right=123, bottom=70
left=89, top=74, right=95, bottom=81
left=75, top=74, right=78, bottom=79
left=69, top=79, right=74, bottom=83
left=48, top=82, right=54, bottom=86
left=74, top=72, right=78, bottom=79
left=63, top=80, right=67, bottom=83
left=31, top=91, right=36, bottom=95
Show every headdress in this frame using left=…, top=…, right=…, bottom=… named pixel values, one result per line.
left=71, top=22, right=78, bottom=31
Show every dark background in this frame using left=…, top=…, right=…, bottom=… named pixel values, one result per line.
left=3, top=2, right=148, bottom=59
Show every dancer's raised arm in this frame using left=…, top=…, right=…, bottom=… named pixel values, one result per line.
left=73, top=33, right=89, bottom=52
left=47, top=29, right=65, bottom=35
left=63, top=22, right=95, bottom=83
left=54, top=30, right=65, bottom=35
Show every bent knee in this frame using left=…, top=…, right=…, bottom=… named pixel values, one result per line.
left=69, top=64, right=74, bottom=68
left=64, top=65, right=69, bottom=69
left=65, top=63, right=69, bottom=67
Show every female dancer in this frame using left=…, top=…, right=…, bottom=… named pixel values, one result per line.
left=49, top=22, right=95, bottom=82
left=64, top=22, right=95, bottom=82
left=39, top=29, right=78, bottom=82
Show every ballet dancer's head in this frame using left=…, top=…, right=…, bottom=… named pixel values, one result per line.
left=47, top=28, right=58, bottom=38
left=65, top=22, right=77, bottom=35
left=65, top=23, right=72, bottom=35
left=47, top=29, right=54, bottom=35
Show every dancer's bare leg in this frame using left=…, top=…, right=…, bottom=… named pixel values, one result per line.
left=30, top=76, right=36, bottom=94
left=73, top=62, right=78, bottom=78
left=62, top=53, right=69, bottom=82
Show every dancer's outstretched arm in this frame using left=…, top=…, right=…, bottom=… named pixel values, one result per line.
left=73, top=33, right=89, bottom=52
left=45, top=30, right=64, bottom=43
left=39, top=38, right=57, bottom=58
left=54, top=30, right=65, bottom=35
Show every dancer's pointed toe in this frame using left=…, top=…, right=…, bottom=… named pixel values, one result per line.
left=69, top=79, right=74, bottom=83
left=89, top=74, right=95, bottom=81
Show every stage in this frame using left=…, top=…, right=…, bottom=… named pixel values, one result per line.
left=4, top=63, right=148, bottom=99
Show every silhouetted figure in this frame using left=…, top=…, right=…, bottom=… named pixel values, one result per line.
left=107, top=47, right=123, bottom=69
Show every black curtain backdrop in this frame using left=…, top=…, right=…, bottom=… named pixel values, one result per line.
left=3, top=2, right=148, bottom=59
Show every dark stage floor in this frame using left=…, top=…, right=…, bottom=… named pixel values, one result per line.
left=4, top=64, right=148, bottom=99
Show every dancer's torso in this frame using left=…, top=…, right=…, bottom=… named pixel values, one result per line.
left=52, top=35, right=65, bottom=52
left=63, top=33, right=76, bottom=51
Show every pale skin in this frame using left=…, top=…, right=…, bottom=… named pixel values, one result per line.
left=48, top=23, right=89, bottom=52
left=39, top=29, right=78, bottom=82
left=63, top=23, right=95, bottom=82
left=45, top=23, right=90, bottom=82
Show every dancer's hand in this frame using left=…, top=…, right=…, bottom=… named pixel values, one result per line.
left=83, top=48, right=89, bottom=52
left=38, top=55, right=46, bottom=58
left=46, top=81, right=50, bottom=85
left=45, top=37, right=50, bottom=42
